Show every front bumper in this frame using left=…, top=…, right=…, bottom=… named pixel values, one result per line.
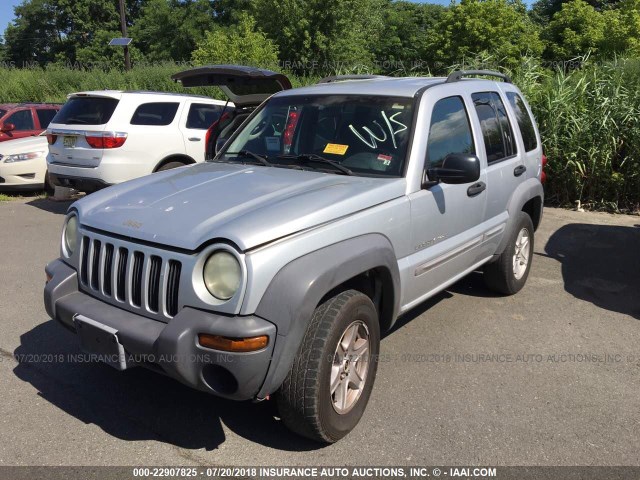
left=0, top=158, right=47, bottom=190
left=44, top=259, right=276, bottom=400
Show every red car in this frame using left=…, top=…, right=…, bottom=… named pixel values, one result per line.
left=0, top=103, right=61, bottom=142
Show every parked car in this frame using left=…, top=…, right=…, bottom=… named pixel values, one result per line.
left=0, top=103, right=60, bottom=142
left=44, top=67, right=545, bottom=443
left=0, top=132, right=52, bottom=192
left=46, top=91, right=234, bottom=193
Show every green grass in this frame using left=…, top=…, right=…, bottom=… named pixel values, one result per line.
left=0, top=191, right=46, bottom=202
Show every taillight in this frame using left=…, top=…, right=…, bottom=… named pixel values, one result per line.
left=85, top=132, right=127, bottom=149
left=283, top=109, right=299, bottom=154
left=46, top=133, right=57, bottom=145
left=204, top=111, right=231, bottom=159
left=541, top=154, right=548, bottom=184
left=205, top=125, right=213, bottom=158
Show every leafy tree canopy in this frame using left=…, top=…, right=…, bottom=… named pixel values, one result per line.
left=428, top=0, right=544, bottom=71
left=542, top=0, right=606, bottom=59
left=191, top=12, right=279, bottom=67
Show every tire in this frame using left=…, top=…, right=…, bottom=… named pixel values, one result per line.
left=43, top=171, right=55, bottom=196
left=156, top=161, right=187, bottom=172
left=484, top=211, right=534, bottom=295
left=276, top=289, right=380, bottom=443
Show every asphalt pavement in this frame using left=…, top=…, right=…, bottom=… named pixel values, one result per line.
left=0, top=197, right=639, bottom=466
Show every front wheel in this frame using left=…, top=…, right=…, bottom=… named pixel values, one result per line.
left=484, top=211, right=534, bottom=295
left=276, top=289, right=380, bottom=443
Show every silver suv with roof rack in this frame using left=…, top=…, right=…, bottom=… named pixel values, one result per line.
left=44, top=67, right=545, bottom=443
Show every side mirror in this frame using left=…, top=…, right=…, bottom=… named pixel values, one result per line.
left=426, top=153, right=480, bottom=185
left=1, top=123, right=15, bottom=133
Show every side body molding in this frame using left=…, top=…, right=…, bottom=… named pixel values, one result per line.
left=254, top=234, right=400, bottom=398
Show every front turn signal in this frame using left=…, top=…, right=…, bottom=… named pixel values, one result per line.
left=198, top=334, right=268, bottom=353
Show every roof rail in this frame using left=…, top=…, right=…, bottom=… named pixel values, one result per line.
left=445, top=70, right=512, bottom=84
left=317, top=74, right=387, bottom=84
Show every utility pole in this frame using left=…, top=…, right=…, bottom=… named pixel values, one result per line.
left=118, top=0, right=131, bottom=71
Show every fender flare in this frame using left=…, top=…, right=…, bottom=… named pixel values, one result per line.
left=254, top=233, right=400, bottom=398
left=496, top=178, right=544, bottom=255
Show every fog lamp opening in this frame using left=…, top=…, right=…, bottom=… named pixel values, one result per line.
left=198, top=334, right=268, bottom=353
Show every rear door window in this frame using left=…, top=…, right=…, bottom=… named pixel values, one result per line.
left=6, top=110, right=35, bottom=131
left=53, top=97, right=119, bottom=125
left=131, top=102, right=180, bottom=126
left=186, top=103, right=224, bottom=129
left=426, top=96, right=475, bottom=168
left=36, top=109, right=58, bottom=128
left=506, top=92, right=537, bottom=152
left=471, top=92, right=517, bottom=163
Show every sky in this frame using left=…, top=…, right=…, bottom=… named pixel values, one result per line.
left=0, top=0, right=22, bottom=33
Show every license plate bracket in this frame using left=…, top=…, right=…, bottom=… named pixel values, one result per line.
left=63, top=136, right=76, bottom=148
left=73, top=315, right=128, bottom=370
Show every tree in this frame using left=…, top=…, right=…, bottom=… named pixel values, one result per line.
left=428, top=0, right=544, bottom=71
left=191, top=12, right=278, bottom=67
left=211, top=0, right=254, bottom=25
left=75, top=29, right=144, bottom=68
left=3, top=0, right=144, bottom=66
left=131, top=0, right=216, bottom=62
left=251, top=0, right=384, bottom=74
left=3, top=0, right=63, bottom=65
left=599, top=0, right=640, bottom=56
left=530, top=0, right=623, bottom=24
left=542, top=0, right=605, bottom=60
left=372, top=1, right=445, bottom=73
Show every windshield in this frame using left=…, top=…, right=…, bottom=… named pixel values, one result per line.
left=217, top=94, right=414, bottom=177
left=0, top=109, right=6, bottom=118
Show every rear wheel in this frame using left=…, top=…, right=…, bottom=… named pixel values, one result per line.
left=43, top=171, right=55, bottom=195
left=276, top=289, right=380, bottom=443
left=156, top=161, right=188, bottom=172
left=484, top=211, right=534, bottom=295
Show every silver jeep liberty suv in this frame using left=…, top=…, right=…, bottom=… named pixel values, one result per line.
left=44, top=66, right=545, bottom=443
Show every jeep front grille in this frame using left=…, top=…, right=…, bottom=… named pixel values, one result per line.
left=79, top=234, right=182, bottom=319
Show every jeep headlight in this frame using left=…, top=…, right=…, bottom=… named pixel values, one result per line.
left=62, top=214, right=78, bottom=257
left=203, top=251, right=241, bottom=300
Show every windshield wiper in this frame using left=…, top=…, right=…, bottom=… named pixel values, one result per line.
left=226, top=150, right=272, bottom=167
left=277, top=153, right=353, bottom=176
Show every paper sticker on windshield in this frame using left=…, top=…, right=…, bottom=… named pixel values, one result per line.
left=265, top=136, right=280, bottom=151
left=323, top=143, right=349, bottom=155
left=392, top=103, right=405, bottom=109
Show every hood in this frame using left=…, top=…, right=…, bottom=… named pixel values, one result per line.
left=0, top=134, right=48, bottom=155
left=74, top=162, right=406, bottom=251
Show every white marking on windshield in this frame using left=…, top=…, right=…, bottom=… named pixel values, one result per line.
left=349, top=111, right=408, bottom=150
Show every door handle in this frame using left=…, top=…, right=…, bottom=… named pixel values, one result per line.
left=467, top=181, right=486, bottom=197
left=514, top=165, right=527, bottom=176
left=188, top=137, right=201, bottom=142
